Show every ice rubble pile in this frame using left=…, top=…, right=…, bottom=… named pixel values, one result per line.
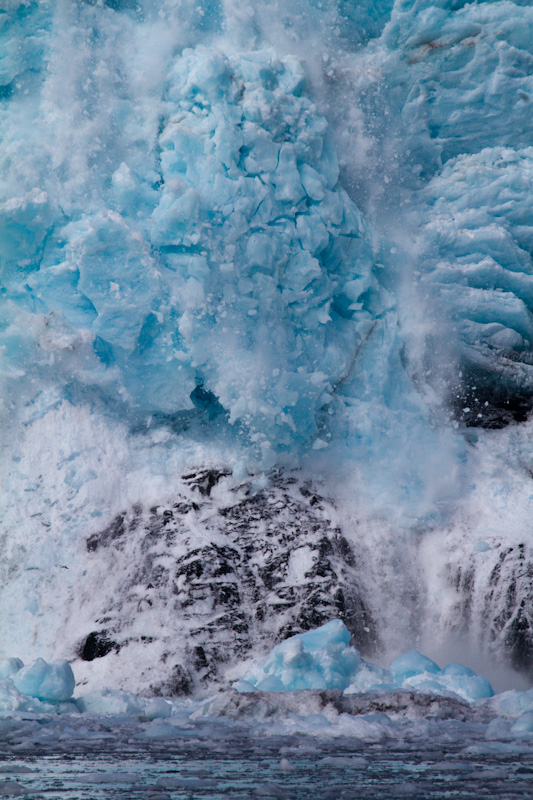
left=4, top=621, right=533, bottom=742
left=236, top=620, right=495, bottom=704
left=2, top=621, right=533, bottom=747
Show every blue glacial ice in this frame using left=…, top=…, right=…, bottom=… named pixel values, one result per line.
left=352, top=0, right=533, bottom=420
left=0, top=656, right=75, bottom=712
left=236, top=620, right=494, bottom=704
left=2, top=0, right=533, bottom=720
left=2, top=0, right=531, bottom=487
left=418, top=147, right=533, bottom=419
left=0, top=0, right=459, bottom=492
left=1, top=35, right=382, bottom=470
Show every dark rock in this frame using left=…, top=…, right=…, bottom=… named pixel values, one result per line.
left=447, top=542, right=533, bottom=679
left=79, top=470, right=378, bottom=693
left=450, top=374, right=533, bottom=429
left=79, top=630, right=120, bottom=661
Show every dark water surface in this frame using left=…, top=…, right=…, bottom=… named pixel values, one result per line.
left=0, top=713, right=532, bottom=799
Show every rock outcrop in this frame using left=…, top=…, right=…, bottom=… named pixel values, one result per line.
left=76, top=470, right=376, bottom=694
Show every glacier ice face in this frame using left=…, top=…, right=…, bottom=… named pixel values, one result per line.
left=346, top=0, right=533, bottom=421
left=1, top=21, right=382, bottom=469
left=0, top=0, right=457, bottom=500
left=419, top=147, right=533, bottom=425
left=378, top=0, right=533, bottom=172
left=146, top=46, right=378, bottom=456
left=3, top=0, right=533, bottom=698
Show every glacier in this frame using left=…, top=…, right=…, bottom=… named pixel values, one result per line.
left=2, top=0, right=533, bottom=775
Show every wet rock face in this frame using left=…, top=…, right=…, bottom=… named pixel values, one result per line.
left=448, top=543, right=533, bottom=679
left=78, top=470, right=376, bottom=694
left=486, top=545, right=533, bottom=675
left=79, top=631, right=120, bottom=662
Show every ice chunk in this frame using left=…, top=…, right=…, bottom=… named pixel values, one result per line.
left=0, top=679, right=35, bottom=714
left=12, top=658, right=75, bottom=702
left=239, top=621, right=494, bottom=704
left=76, top=689, right=172, bottom=720
left=488, top=688, right=533, bottom=718
left=240, top=620, right=386, bottom=693
left=404, top=671, right=493, bottom=703
left=76, top=688, right=144, bottom=716
left=240, top=620, right=367, bottom=692
left=511, top=711, right=533, bottom=737
left=0, top=658, right=23, bottom=680
left=388, top=650, right=441, bottom=683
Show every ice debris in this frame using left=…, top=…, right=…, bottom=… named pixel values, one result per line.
left=236, top=620, right=494, bottom=704
left=1, top=41, right=379, bottom=469
left=0, top=657, right=74, bottom=705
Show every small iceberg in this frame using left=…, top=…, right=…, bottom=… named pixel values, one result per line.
left=235, top=620, right=494, bottom=704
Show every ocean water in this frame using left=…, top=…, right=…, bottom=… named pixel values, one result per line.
left=0, top=712, right=532, bottom=800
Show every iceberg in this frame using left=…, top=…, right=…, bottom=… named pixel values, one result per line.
left=236, top=620, right=387, bottom=693
left=238, top=620, right=494, bottom=704
left=11, top=658, right=75, bottom=703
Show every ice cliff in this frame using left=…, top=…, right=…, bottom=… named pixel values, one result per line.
left=2, top=0, right=533, bottom=696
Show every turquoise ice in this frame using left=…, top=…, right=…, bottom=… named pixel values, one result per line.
left=237, top=620, right=495, bottom=703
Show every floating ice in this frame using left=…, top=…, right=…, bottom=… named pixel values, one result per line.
left=12, top=658, right=75, bottom=702
left=236, top=620, right=387, bottom=693
left=238, top=621, right=494, bottom=704
left=76, top=688, right=145, bottom=717
left=511, top=711, right=533, bottom=737
left=76, top=689, right=172, bottom=719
